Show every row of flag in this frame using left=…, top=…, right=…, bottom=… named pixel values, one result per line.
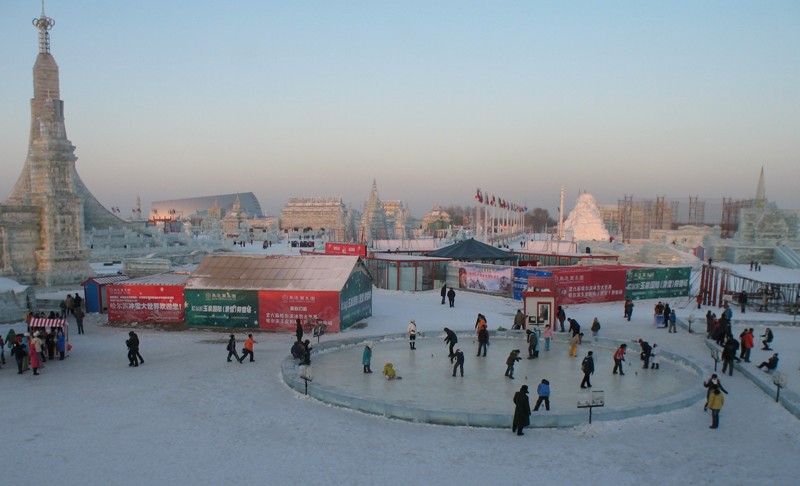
left=474, top=188, right=527, bottom=212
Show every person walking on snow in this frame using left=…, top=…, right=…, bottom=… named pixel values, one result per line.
left=557, top=306, right=566, bottom=332
left=443, top=328, right=458, bottom=361
left=407, top=320, right=417, bottom=350
left=613, top=343, right=627, bottom=375
left=703, top=373, right=728, bottom=411
left=447, top=287, right=456, bottom=307
left=624, top=298, right=634, bottom=321
left=295, top=319, right=304, bottom=343
left=362, top=344, right=373, bottom=373
left=580, top=351, right=594, bottom=388
left=668, top=309, right=677, bottom=333
left=533, top=379, right=551, bottom=411
left=512, top=385, right=531, bottom=436
left=440, top=284, right=447, bottom=305
left=526, top=329, right=539, bottom=359
left=74, top=306, right=85, bottom=334
left=452, top=349, right=465, bottom=377
left=240, top=334, right=256, bottom=363
left=513, top=309, right=525, bottom=330
left=226, top=334, right=241, bottom=363
left=707, top=384, right=724, bottom=429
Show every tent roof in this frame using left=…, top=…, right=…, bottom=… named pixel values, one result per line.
left=426, top=238, right=517, bottom=261
left=185, top=255, right=369, bottom=291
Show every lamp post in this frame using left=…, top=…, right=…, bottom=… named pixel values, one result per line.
left=772, top=372, right=787, bottom=403
left=710, top=349, right=720, bottom=372
left=299, top=364, right=314, bottom=395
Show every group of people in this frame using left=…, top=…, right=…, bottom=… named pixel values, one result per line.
left=3, top=327, right=67, bottom=375
left=289, top=319, right=313, bottom=365
left=227, top=333, right=257, bottom=363
left=440, top=284, right=456, bottom=307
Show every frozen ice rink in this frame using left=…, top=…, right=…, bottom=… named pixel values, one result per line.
left=288, top=331, right=704, bottom=426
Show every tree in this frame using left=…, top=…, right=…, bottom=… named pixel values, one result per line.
left=525, top=208, right=556, bottom=232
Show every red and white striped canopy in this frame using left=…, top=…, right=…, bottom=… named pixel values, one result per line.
left=28, top=318, right=67, bottom=329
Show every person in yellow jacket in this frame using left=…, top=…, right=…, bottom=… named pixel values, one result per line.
left=240, top=334, right=256, bottom=363
left=383, top=362, right=401, bottom=380
left=707, top=384, right=725, bottom=429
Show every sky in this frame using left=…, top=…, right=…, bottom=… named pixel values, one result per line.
left=1, top=1, right=799, bottom=219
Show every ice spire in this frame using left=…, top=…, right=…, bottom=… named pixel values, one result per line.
left=755, top=166, right=766, bottom=206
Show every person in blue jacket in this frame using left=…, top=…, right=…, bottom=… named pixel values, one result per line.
left=362, top=344, right=373, bottom=373
left=533, top=379, right=550, bottom=411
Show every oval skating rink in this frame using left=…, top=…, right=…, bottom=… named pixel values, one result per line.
left=283, top=332, right=706, bottom=428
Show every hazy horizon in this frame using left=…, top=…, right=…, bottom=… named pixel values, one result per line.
left=1, top=2, right=798, bottom=218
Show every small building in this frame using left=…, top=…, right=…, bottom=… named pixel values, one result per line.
left=183, top=255, right=373, bottom=332
left=106, top=273, right=189, bottom=324
left=80, top=275, right=130, bottom=313
left=365, top=252, right=450, bottom=291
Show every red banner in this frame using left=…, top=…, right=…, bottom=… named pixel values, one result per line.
left=107, top=284, right=185, bottom=323
left=258, top=290, right=341, bottom=332
left=551, top=267, right=627, bottom=305
left=325, top=242, right=367, bottom=257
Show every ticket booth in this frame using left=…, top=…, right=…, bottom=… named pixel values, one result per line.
left=522, top=289, right=558, bottom=329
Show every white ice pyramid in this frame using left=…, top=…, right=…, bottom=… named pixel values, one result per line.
left=563, top=193, right=610, bottom=241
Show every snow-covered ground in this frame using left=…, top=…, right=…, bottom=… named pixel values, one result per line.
left=2, top=245, right=799, bottom=485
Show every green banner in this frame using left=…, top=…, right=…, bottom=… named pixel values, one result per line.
left=339, top=271, right=373, bottom=331
left=625, top=267, right=691, bottom=300
left=184, top=289, right=260, bottom=328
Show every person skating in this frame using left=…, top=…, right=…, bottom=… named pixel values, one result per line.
left=650, top=343, right=660, bottom=369
left=226, top=334, right=241, bottom=363
left=526, top=328, right=539, bottom=359
left=452, top=349, right=464, bottom=377
left=239, top=334, right=256, bottom=362
left=638, top=339, right=652, bottom=369
left=568, top=332, right=582, bottom=357
left=757, top=353, right=779, bottom=372
left=580, top=351, right=594, bottom=388
left=447, top=287, right=456, bottom=307
left=613, top=343, right=627, bottom=375
left=512, top=385, right=531, bottom=436
left=505, top=349, right=521, bottom=379
left=383, top=362, right=401, bottom=380
left=477, top=325, right=489, bottom=357
left=443, top=328, right=458, bottom=362
left=707, top=384, right=724, bottom=429
left=362, top=344, right=373, bottom=373
left=533, top=379, right=550, bottom=411
left=590, top=318, right=601, bottom=340
left=407, top=320, right=417, bottom=350
left=703, top=373, right=728, bottom=411
left=543, top=324, right=553, bottom=351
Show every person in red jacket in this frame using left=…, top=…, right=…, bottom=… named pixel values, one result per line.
left=612, top=343, right=627, bottom=375
left=741, top=328, right=754, bottom=363
left=240, top=334, right=256, bottom=363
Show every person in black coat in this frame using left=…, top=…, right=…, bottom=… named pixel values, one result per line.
left=11, top=340, right=27, bottom=374
left=477, top=326, right=489, bottom=357
left=295, top=319, right=304, bottom=343
left=443, top=328, right=458, bottom=361
left=452, top=349, right=465, bottom=377
left=721, top=335, right=739, bottom=376
left=447, top=287, right=456, bottom=307
left=226, top=334, right=241, bottom=363
left=638, top=339, right=652, bottom=369
left=557, top=306, right=566, bottom=332
left=580, top=351, right=595, bottom=388
left=512, top=385, right=531, bottom=436
left=126, top=331, right=140, bottom=367
left=440, top=284, right=447, bottom=305
left=568, top=318, right=581, bottom=338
